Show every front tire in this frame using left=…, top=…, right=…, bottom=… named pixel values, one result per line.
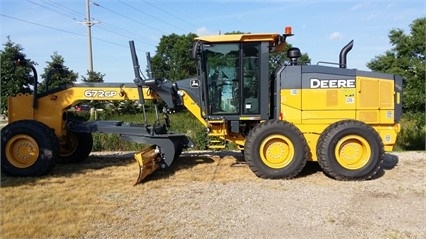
left=244, top=120, right=308, bottom=179
left=1, top=120, right=58, bottom=176
left=316, top=120, right=384, bottom=180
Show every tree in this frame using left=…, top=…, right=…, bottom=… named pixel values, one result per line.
left=0, top=37, right=35, bottom=113
left=81, top=70, right=105, bottom=83
left=224, top=31, right=246, bottom=35
left=151, top=33, right=198, bottom=81
left=39, top=52, right=78, bottom=93
left=367, top=18, right=425, bottom=115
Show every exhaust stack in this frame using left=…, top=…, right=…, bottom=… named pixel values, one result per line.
left=339, top=40, right=354, bottom=68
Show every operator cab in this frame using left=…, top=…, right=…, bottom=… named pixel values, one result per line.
left=192, top=30, right=292, bottom=121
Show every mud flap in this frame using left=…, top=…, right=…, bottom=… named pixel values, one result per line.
left=134, top=145, right=161, bottom=185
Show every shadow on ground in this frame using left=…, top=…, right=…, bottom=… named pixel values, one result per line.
left=0, top=151, right=401, bottom=187
left=372, top=153, right=399, bottom=179
left=1, top=151, right=216, bottom=187
left=1, top=152, right=137, bottom=187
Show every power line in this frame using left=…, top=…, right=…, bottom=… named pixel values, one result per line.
left=143, top=0, right=199, bottom=29
left=26, top=0, right=78, bottom=21
left=91, top=1, right=167, bottom=34
left=30, top=0, right=155, bottom=48
left=95, top=22, right=155, bottom=47
left=0, top=14, right=132, bottom=49
left=118, top=0, right=187, bottom=33
left=1, top=13, right=86, bottom=37
left=42, top=0, right=85, bottom=19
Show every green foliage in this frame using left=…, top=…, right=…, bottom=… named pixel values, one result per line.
left=168, top=111, right=208, bottom=150
left=92, top=110, right=208, bottom=151
left=39, top=52, right=78, bottom=93
left=0, top=37, right=35, bottom=113
left=367, top=17, right=425, bottom=115
left=395, top=113, right=426, bottom=150
left=224, top=31, right=246, bottom=35
left=92, top=133, right=142, bottom=151
left=151, top=33, right=198, bottom=81
left=81, top=70, right=105, bottom=83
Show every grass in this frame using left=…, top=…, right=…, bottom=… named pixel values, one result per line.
left=0, top=152, right=252, bottom=238
left=1, top=108, right=424, bottom=237
left=2, top=152, right=425, bottom=238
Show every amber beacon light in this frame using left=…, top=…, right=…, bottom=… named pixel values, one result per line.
left=284, top=26, right=293, bottom=35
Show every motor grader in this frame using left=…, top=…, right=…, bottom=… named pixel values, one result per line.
left=1, top=27, right=402, bottom=184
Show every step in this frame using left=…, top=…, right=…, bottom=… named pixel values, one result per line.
left=208, top=145, right=226, bottom=149
left=208, top=120, right=225, bottom=124
left=209, top=140, right=223, bottom=143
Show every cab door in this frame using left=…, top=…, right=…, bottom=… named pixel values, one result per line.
left=202, top=42, right=265, bottom=119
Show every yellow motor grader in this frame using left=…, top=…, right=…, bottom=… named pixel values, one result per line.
left=1, top=27, right=402, bottom=184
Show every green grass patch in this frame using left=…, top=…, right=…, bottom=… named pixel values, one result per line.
left=90, top=110, right=208, bottom=151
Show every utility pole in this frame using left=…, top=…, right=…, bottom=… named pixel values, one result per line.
left=82, top=0, right=96, bottom=72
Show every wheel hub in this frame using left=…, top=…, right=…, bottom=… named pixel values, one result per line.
left=6, top=135, right=39, bottom=168
left=260, top=135, right=294, bottom=168
left=335, top=136, right=370, bottom=170
left=265, top=142, right=288, bottom=163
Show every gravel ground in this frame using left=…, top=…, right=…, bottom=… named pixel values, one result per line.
left=83, top=151, right=425, bottom=239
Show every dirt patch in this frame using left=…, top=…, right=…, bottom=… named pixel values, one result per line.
left=1, top=151, right=425, bottom=238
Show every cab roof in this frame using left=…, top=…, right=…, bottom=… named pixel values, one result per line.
left=195, top=33, right=282, bottom=43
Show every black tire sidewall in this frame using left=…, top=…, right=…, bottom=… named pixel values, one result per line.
left=245, top=120, right=307, bottom=178
left=1, top=120, right=58, bottom=176
left=322, top=122, right=383, bottom=179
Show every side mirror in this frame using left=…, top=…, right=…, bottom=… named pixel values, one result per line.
left=189, top=41, right=201, bottom=60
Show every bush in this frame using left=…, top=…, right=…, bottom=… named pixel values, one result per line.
left=395, top=113, right=426, bottom=151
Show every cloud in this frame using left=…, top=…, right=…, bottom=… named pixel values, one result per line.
left=196, top=27, right=217, bottom=36
left=329, top=32, right=343, bottom=40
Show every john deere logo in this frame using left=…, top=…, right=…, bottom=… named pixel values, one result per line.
left=310, top=78, right=355, bottom=88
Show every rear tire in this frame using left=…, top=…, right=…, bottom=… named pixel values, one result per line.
left=58, top=131, right=93, bottom=163
left=1, top=120, right=58, bottom=176
left=316, top=120, right=384, bottom=180
left=244, top=120, right=308, bottom=179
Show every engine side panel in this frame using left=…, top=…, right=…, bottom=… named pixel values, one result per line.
left=277, top=65, right=401, bottom=160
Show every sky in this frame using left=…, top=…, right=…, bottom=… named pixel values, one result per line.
left=1, top=0, right=425, bottom=83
